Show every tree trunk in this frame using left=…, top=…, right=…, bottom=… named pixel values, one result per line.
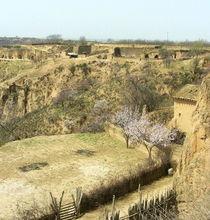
left=126, top=136, right=129, bottom=148
left=145, top=144, right=153, bottom=163
left=148, top=148, right=152, bottom=161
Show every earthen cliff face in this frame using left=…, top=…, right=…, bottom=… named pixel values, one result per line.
left=174, top=73, right=210, bottom=219
left=0, top=71, right=68, bottom=121
left=0, top=61, right=83, bottom=122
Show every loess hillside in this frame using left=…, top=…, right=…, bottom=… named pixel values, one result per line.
left=174, top=72, right=210, bottom=219
left=0, top=44, right=208, bottom=145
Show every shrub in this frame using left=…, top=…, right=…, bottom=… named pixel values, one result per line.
left=69, top=64, right=76, bottom=76
left=77, top=78, right=93, bottom=92
left=92, top=99, right=109, bottom=116
left=78, top=63, right=91, bottom=76
left=171, top=128, right=186, bottom=145
left=52, top=89, right=77, bottom=106
left=54, top=65, right=65, bottom=73
left=64, top=119, right=77, bottom=133
left=123, top=74, right=160, bottom=112
left=82, top=121, right=104, bottom=133
left=19, top=162, right=48, bottom=172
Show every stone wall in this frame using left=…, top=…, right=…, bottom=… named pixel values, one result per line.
left=174, top=73, right=210, bottom=219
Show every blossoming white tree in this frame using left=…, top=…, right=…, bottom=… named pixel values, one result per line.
left=130, top=115, right=176, bottom=161
left=114, top=107, right=139, bottom=148
left=115, top=107, right=176, bottom=160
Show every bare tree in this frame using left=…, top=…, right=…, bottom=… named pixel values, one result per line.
left=46, top=34, right=62, bottom=40
left=79, top=36, right=87, bottom=45
left=159, top=48, right=173, bottom=67
left=123, top=74, right=160, bottom=112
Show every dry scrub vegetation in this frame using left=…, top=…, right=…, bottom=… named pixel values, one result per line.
left=0, top=53, right=206, bottom=145
left=0, top=60, right=32, bottom=83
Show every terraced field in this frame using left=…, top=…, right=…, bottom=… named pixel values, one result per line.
left=0, top=132, right=150, bottom=219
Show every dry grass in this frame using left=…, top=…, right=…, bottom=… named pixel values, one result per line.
left=0, top=132, right=151, bottom=219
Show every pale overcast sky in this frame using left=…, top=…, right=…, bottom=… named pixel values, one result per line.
left=0, top=0, right=209, bottom=41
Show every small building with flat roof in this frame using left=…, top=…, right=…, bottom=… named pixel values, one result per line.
left=173, top=84, right=199, bottom=133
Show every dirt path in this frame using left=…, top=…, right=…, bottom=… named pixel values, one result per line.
left=80, top=176, right=173, bottom=220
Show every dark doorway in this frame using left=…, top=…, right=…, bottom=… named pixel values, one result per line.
left=114, top=47, right=121, bottom=57
left=154, top=55, right=159, bottom=59
left=145, top=54, right=149, bottom=59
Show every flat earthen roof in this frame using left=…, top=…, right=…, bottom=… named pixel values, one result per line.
left=174, top=84, right=199, bottom=102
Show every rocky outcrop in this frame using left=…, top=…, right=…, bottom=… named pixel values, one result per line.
left=174, top=73, right=210, bottom=219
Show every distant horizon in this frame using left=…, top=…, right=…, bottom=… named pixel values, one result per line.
left=1, top=35, right=210, bottom=44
